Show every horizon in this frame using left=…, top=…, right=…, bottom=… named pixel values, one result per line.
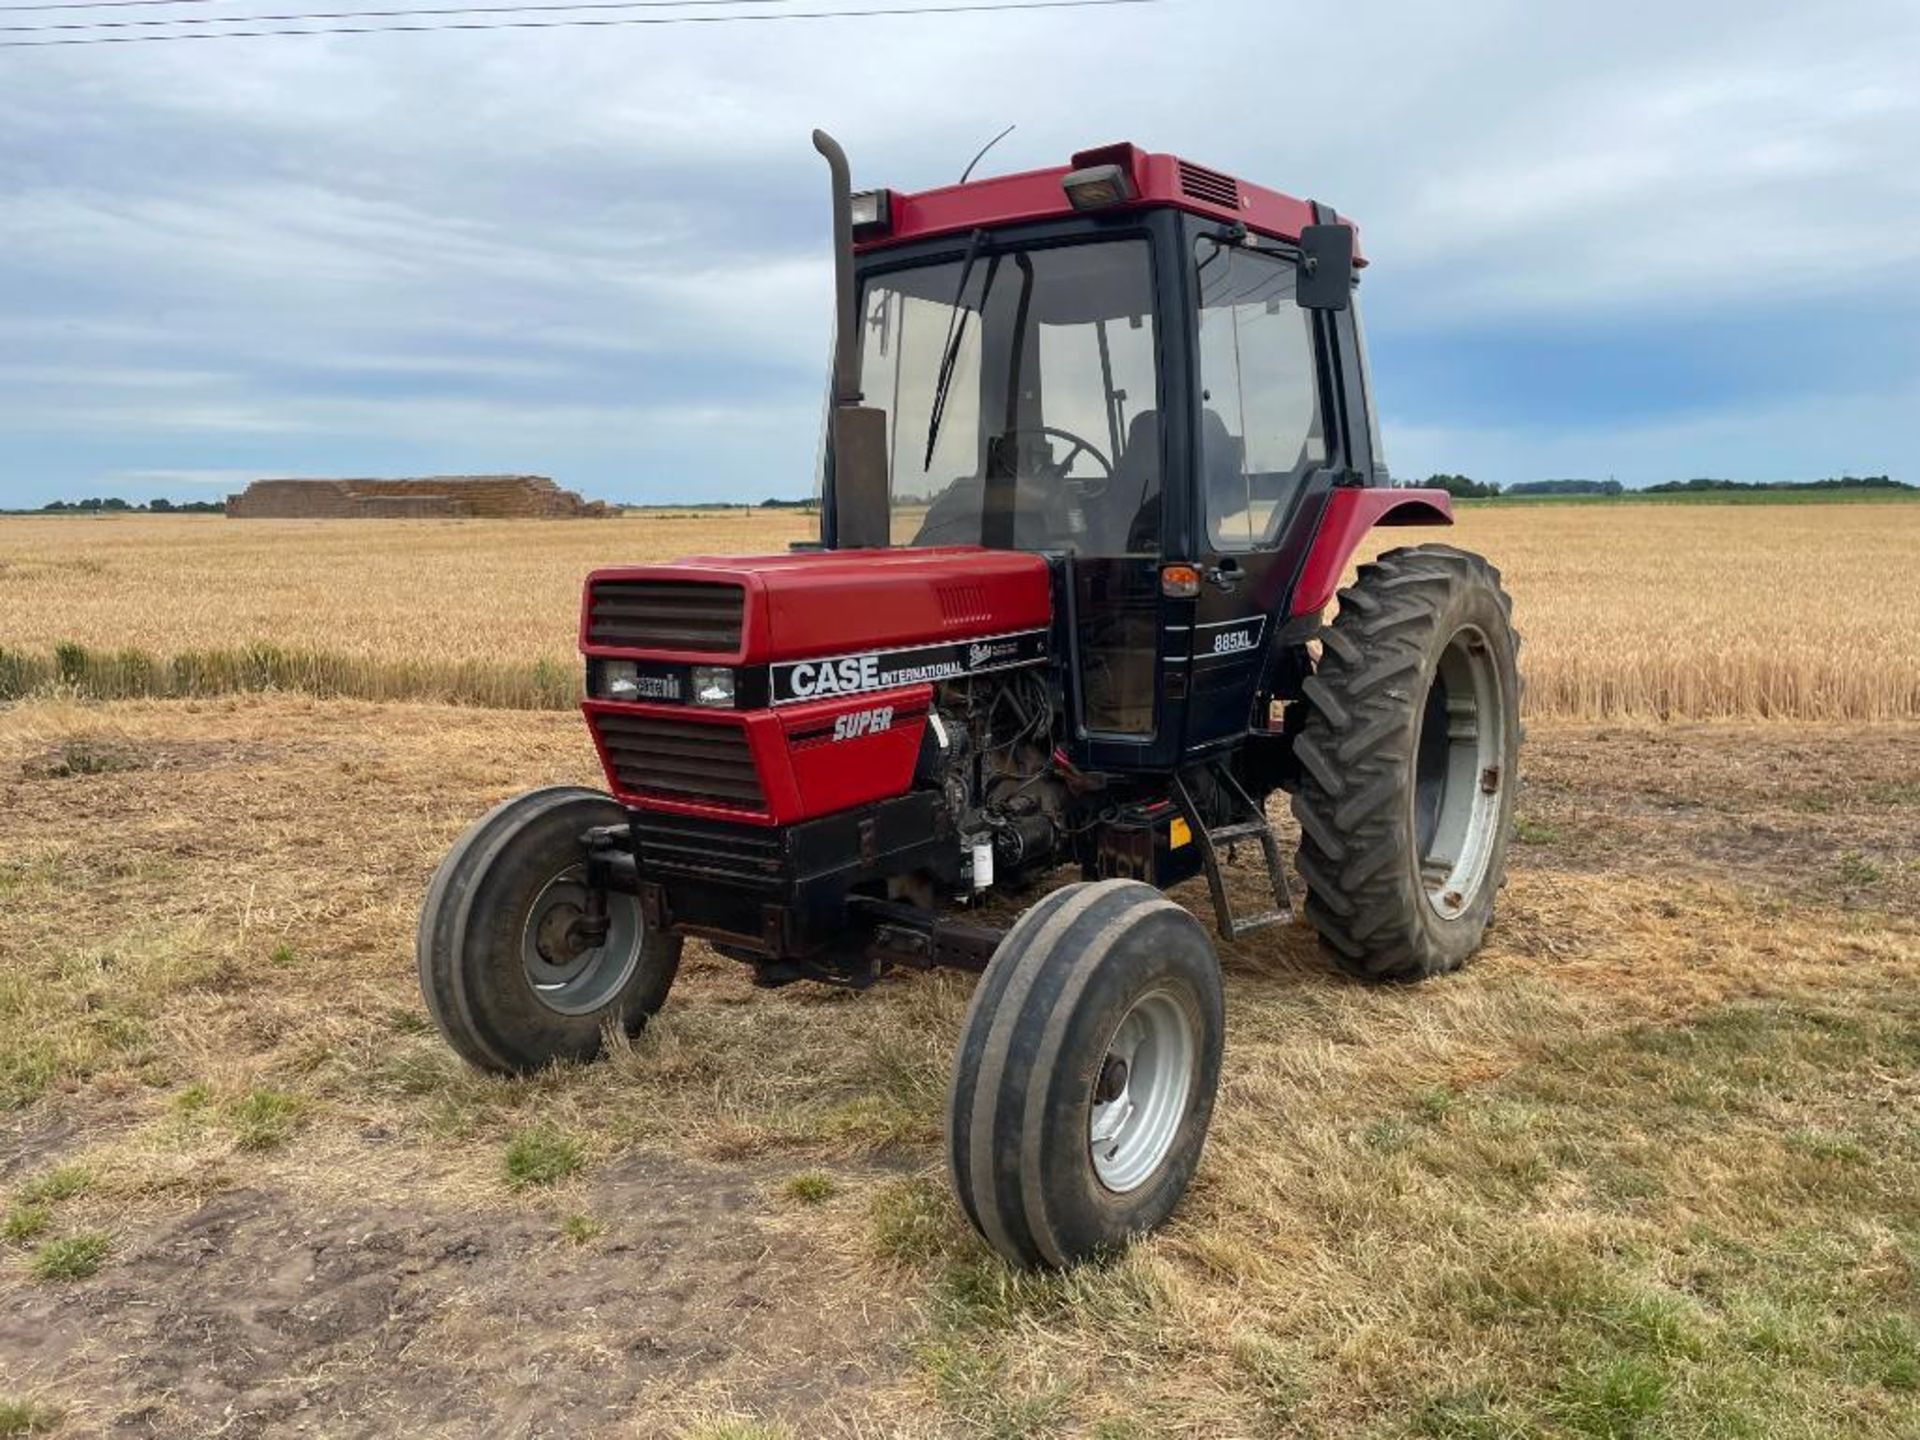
left=9, top=470, right=1912, bottom=514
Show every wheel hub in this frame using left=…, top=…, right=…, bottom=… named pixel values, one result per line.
left=1094, top=1054, right=1129, bottom=1105
left=518, top=867, right=644, bottom=1017
left=534, top=903, right=589, bottom=967
left=1413, top=624, right=1507, bottom=921
left=1089, top=990, right=1197, bottom=1194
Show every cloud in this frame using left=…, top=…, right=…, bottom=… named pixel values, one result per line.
left=1, top=0, right=1915, bottom=506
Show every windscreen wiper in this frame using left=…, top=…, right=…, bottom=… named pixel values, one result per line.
left=922, top=228, right=989, bottom=473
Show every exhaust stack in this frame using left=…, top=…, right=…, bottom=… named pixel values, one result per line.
left=811, top=129, right=890, bottom=551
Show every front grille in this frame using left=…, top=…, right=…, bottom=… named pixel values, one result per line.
left=1178, top=161, right=1240, bottom=210
left=633, top=812, right=786, bottom=892
left=587, top=579, right=743, bottom=652
left=595, top=712, right=765, bottom=811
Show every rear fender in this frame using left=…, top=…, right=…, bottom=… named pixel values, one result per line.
left=1288, top=488, right=1453, bottom=617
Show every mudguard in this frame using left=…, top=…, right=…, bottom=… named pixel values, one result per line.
left=1289, top=488, right=1454, bottom=617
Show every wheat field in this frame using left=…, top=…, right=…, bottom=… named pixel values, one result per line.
left=2, top=502, right=1916, bottom=719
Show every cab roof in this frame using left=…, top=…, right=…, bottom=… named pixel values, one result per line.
left=855, top=142, right=1363, bottom=262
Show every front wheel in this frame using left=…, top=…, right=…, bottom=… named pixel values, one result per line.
left=417, top=786, right=682, bottom=1074
left=946, top=880, right=1225, bottom=1269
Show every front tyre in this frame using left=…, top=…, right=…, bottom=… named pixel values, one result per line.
left=1291, top=544, right=1522, bottom=981
left=417, top=786, right=682, bottom=1074
left=946, top=880, right=1225, bottom=1269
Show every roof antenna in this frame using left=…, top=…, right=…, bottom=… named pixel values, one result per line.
left=958, top=123, right=1016, bottom=184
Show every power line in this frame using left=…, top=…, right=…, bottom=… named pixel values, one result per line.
left=0, top=0, right=769, bottom=12
left=2, top=0, right=798, bottom=29
left=0, top=0, right=230, bottom=12
left=0, top=0, right=1160, bottom=38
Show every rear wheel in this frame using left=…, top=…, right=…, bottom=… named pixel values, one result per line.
left=418, top=786, right=681, bottom=1074
left=1291, top=545, right=1522, bottom=981
left=947, top=880, right=1224, bottom=1268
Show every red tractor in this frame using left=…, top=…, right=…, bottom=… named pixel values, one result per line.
left=420, top=133, right=1521, bottom=1268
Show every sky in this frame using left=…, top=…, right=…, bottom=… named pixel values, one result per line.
left=0, top=0, right=1915, bottom=506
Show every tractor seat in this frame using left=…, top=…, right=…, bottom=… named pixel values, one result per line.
left=1111, top=409, right=1249, bottom=552
left=1111, top=410, right=1162, bottom=553
left=1200, top=408, right=1250, bottom=544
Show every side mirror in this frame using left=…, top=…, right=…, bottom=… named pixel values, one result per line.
left=1296, top=223, right=1354, bottom=311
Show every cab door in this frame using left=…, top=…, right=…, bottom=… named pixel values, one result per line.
left=1180, top=233, right=1339, bottom=755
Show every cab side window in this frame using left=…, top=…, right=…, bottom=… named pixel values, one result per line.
left=1193, top=241, right=1327, bottom=550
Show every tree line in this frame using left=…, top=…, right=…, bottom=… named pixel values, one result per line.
left=1403, top=474, right=1909, bottom=499
left=1642, top=475, right=1907, bottom=493
left=38, top=498, right=225, bottom=513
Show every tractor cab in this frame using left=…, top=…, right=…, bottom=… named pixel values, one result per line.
left=817, top=141, right=1408, bottom=772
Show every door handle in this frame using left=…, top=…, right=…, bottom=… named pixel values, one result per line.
left=1205, top=561, right=1243, bottom=592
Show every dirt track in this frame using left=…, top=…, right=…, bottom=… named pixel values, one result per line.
left=2, top=1157, right=891, bottom=1437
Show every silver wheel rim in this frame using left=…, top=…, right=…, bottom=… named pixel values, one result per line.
left=518, top=865, right=643, bottom=1017
left=1089, top=989, right=1196, bottom=1194
left=1414, top=624, right=1507, bottom=921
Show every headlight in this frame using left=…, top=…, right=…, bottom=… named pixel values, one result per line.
left=690, top=666, right=736, bottom=708
left=595, top=659, right=641, bottom=701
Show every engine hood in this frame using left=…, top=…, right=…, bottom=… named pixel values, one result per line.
left=580, top=545, right=1052, bottom=665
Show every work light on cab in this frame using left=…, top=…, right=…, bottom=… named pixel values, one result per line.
left=1061, top=162, right=1137, bottom=210
left=850, top=188, right=892, bottom=238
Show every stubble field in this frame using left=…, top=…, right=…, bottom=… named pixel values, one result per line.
left=1, top=503, right=1917, bottom=1439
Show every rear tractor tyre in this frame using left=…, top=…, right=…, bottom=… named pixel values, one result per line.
left=947, top=880, right=1225, bottom=1269
left=1291, top=544, right=1522, bottom=982
left=417, top=786, right=682, bottom=1075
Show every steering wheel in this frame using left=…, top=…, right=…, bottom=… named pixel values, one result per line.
left=1004, top=425, right=1114, bottom=500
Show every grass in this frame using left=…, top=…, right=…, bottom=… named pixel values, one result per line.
left=16, top=1168, right=90, bottom=1206
left=0, top=913, right=215, bottom=1111
left=0, top=1399, right=63, bottom=1437
left=870, top=1176, right=954, bottom=1266
left=1, top=1205, right=50, bottom=1245
left=1512, top=815, right=1563, bottom=845
left=1838, top=852, right=1887, bottom=887
left=5, top=504, right=1920, bottom=719
left=229, top=1088, right=303, bottom=1150
left=781, top=1171, right=835, bottom=1204
left=675, top=1418, right=796, bottom=1440
left=0, top=697, right=1914, bottom=1432
left=503, top=1127, right=585, bottom=1189
left=0, top=640, right=582, bottom=711
left=868, top=993, right=1920, bottom=1436
left=5, top=1168, right=89, bottom=1245
left=28, top=1232, right=110, bottom=1282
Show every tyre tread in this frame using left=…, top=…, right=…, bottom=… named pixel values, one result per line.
left=949, top=880, right=1223, bottom=1269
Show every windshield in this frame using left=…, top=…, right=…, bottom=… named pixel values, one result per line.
left=856, top=239, right=1161, bottom=554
